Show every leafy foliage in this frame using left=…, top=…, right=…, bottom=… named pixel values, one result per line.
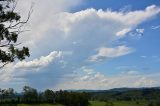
left=0, top=0, right=30, bottom=68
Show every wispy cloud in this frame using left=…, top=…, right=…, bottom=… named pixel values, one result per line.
left=151, top=25, right=160, bottom=29
left=141, top=56, right=147, bottom=58
left=89, top=46, right=134, bottom=62
left=136, top=28, right=144, bottom=34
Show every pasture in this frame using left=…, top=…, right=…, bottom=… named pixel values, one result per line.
left=17, top=101, right=147, bottom=106
left=90, top=101, right=146, bottom=106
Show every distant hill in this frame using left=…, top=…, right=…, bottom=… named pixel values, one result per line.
left=67, top=87, right=160, bottom=101
left=89, top=87, right=160, bottom=101
left=66, top=87, right=160, bottom=92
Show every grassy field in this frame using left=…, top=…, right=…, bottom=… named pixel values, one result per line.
left=90, top=101, right=146, bottom=106
left=17, top=101, right=147, bottom=106
left=90, top=101, right=106, bottom=106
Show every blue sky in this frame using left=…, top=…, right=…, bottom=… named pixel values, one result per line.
left=75, top=0, right=160, bottom=11
left=0, top=0, right=160, bottom=91
left=74, top=0, right=160, bottom=75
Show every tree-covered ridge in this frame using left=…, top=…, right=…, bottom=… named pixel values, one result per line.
left=90, top=88, right=160, bottom=101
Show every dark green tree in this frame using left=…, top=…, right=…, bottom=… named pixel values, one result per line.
left=22, top=86, right=38, bottom=103
left=0, top=0, right=31, bottom=68
left=44, top=89, right=55, bottom=103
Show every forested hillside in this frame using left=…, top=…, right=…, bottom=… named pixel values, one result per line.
left=89, top=88, right=160, bottom=101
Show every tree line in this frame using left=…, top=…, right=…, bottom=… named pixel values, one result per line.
left=0, top=86, right=90, bottom=106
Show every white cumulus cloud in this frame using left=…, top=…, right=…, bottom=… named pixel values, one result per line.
left=55, top=68, right=160, bottom=90
left=14, top=51, right=62, bottom=70
left=1, top=3, right=160, bottom=90
left=0, top=51, right=62, bottom=83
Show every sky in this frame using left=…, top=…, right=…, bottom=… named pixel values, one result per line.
left=0, top=0, right=160, bottom=91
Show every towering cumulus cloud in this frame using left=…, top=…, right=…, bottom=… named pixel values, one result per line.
left=0, top=0, right=160, bottom=90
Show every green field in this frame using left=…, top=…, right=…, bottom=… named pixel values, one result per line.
left=16, top=101, right=147, bottom=106
left=90, top=101, right=106, bottom=106
left=90, top=101, right=146, bottom=106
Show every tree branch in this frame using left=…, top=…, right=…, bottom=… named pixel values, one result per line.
left=0, top=42, right=21, bottom=47
left=0, top=62, right=9, bottom=69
